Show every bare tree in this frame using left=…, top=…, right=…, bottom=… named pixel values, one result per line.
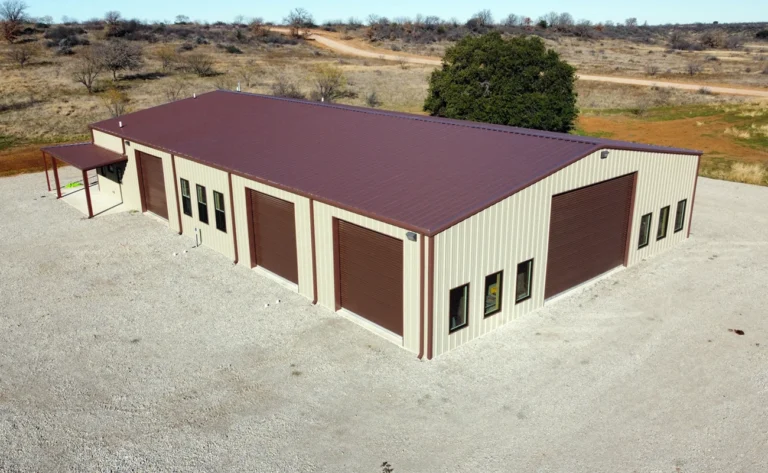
left=5, top=42, right=36, bottom=67
left=233, top=14, right=245, bottom=26
left=310, top=64, right=349, bottom=102
left=174, top=15, right=190, bottom=25
left=625, top=17, right=638, bottom=28
left=543, top=11, right=560, bottom=28
left=236, top=59, right=261, bottom=87
left=95, top=41, right=144, bottom=80
left=104, top=10, right=121, bottom=26
left=154, top=44, right=177, bottom=71
left=471, top=9, right=493, bottom=27
left=249, top=17, right=267, bottom=37
left=503, top=14, right=520, bottom=27
left=72, top=47, right=104, bottom=93
left=161, top=76, right=188, bottom=102
left=283, top=8, right=313, bottom=38
left=0, top=0, right=27, bottom=43
left=101, top=87, right=129, bottom=117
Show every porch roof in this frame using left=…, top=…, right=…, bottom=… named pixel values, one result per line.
left=41, top=143, right=126, bottom=171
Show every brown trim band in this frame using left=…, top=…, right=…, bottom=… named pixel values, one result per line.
left=42, top=151, right=51, bottom=192
left=134, top=150, right=148, bottom=213
left=245, top=188, right=257, bottom=268
left=171, top=154, right=183, bottom=235
left=309, top=199, right=318, bottom=304
left=51, top=156, right=62, bottom=199
left=623, top=172, right=639, bottom=266
left=332, top=217, right=341, bottom=311
left=82, top=169, right=93, bottom=218
left=418, top=232, right=425, bottom=359
left=426, top=235, right=435, bottom=360
left=228, top=173, right=239, bottom=264
left=688, top=154, right=701, bottom=238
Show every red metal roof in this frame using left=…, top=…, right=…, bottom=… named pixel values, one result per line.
left=90, top=90, right=700, bottom=236
left=41, top=143, right=126, bottom=171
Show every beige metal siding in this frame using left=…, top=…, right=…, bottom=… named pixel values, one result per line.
left=175, top=157, right=235, bottom=260
left=92, top=130, right=123, bottom=154
left=431, top=149, right=699, bottom=357
left=314, top=201, right=422, bottom=353
left=231, top=175, right=314, bottom=299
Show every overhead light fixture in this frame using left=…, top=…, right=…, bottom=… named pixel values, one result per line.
left=601, top=150, right=610, bottom=159
left=406, top=232, right=417, bottom=241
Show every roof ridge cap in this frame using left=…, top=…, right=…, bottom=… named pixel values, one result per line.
left=216, top=89, right=599, bottom=146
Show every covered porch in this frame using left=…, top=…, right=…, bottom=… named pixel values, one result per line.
left=41, top=143, right=128, bottom=218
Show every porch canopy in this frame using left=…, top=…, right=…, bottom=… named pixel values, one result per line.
left=41, top=143, right=127, bottom=218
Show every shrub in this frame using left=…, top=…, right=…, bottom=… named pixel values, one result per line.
left=5, top=42, right=37, bottom=67
left=687, top=61, right=703, bottom=75
left=181, top=52, right=215, bottom=76
left=756, top=30, right=768, bottom=40
left=365, top=90, right=381, bottom=107
left=644, top=63, right=659, bottom=75
left=271, top=75, right=305, bottom=99
left=177, top=42, right=195, bottom=52
left=153, top=44, right=177, bottom=71
left=310, top=64, right=351, bottom=102
left=424, top=32, right=578, bottom=133
left=222, top=44, right=242, bottom=54
left=100, top=87, right=129, bottom=117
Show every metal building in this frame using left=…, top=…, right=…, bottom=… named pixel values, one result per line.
left=41, top=91, right=701, bottom=358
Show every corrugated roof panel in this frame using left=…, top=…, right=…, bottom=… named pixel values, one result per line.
left=90, top=90, right=700, bottom=235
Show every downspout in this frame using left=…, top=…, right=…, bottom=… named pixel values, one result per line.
left=171, top=154, right=183, bottom=235
left=228, top=172, right=239, bottom=265
left=687, top=154, right=702, bottom=238
left=418, top=233, right=425, bottom=359
left=427, top=235, right=435, bottom=360
left=309, top=199, right=318, bottom=304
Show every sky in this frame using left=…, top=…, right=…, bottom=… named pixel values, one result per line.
left=28, top=0, right=768, bottom=26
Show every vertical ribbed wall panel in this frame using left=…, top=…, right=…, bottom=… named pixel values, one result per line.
left=431, top=149, right=699, bottom=357
left=174, top=157, right=236, bottom=261
left=314, top=201, right=422, bottom=354
left=231, top=175, right=313, bottom=300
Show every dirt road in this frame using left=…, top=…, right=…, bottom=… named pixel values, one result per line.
left=274, top=28, right=768, bottom=98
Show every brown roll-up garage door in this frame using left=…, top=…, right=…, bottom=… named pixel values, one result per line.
left=336, top=220, right=403, bottom=336
left=247, top=189, right=298, bottom=284
left=545, top=173, right=635, bottom=299
left=137, top=151, right=168, bottom=220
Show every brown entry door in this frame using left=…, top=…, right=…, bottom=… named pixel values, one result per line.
left=545, top=173, right=635, bottom=299
left=336, top=220, right=404, bottom=336
left=138, top=151, right=168, bottom=220
left=247, top=190, right=299, bottom=284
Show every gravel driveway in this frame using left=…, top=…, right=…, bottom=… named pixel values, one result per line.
left=1, top=169, right=767, bottom=472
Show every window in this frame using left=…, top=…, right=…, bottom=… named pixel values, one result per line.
left=674, top=199, right=687, bottom=233
left=638, top=213, right=652, bottom=248
left=196, top=184, right=208, bottom=224
left=484, top=271, right=503, bottom=317
left=180, top=179, right=192, bottom=217
left=515, top=259, right=533, bottom=303
left=213, top=191, right=226, bottom=233
left=657, top=206, right=670, bottom=240
left=449, top=284, right=469, bottom=332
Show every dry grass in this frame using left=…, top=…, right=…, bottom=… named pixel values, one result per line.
left=702, top=162, right=767, bottom=185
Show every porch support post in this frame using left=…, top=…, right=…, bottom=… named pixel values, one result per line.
left=51, top=157, right=62, bottom=199
left=83, top=169, right=93, bottom=218
left=42, top=151, right=51, bottom=191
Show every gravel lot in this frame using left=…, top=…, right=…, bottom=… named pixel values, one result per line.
left=1, top=169, right=767, bottom=472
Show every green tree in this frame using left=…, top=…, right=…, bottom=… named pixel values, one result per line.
left=424, top=32, right=578, bottom=133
